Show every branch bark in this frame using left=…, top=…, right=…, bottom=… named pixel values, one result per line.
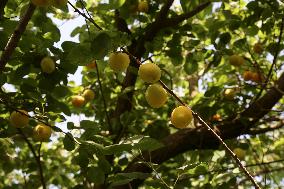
left=247, top=121, right=284, bottom=135
left=0, top=3, right=36, bottom=72
left=161, top=2, right=211, bottom=29
left=114, top=69, right=284, bottom=188
left=155, top=0, right=174, bottom=22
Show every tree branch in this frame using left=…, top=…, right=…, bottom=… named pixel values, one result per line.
left=247, top=121, right=284, bottom=135
left=155, top=0, right=174, bottom=22
left=0, top=3, right=36, bottom=72
left=161, top=2, right=211, bottom=28
left=68, top=2, right=103, bottom=30
left=178, top=158, right=284, bottom=181
left=253, top=18, right=284, bottom=101
left=115, top=69, right=284, bottom=188
left=18, top=129, right=46, bottom=189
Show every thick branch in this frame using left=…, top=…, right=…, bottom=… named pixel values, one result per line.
left=0, top=3, right=36, bottom=72
left=115, top=69, right=284, bottom=188
left=247, top=121, right=284, bottom=135
left=161, top=2, right=211, bottom=29
left=240, top=72, right=284, bottom=121
left=140, top=1, right=211, bottom=46
left=155, top=0, right=174, bottom=22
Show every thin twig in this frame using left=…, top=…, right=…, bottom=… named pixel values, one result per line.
left=71, top=0, right=112, bottom=133
left=0, top=3, right=36, bottom=72
left=68, top=1, right=102, bottom=30
left=18, top=129, right=46, bottom=189
left=239, top=166, right=284, bottom=186
left=179, top=158, right=284, bottom=181
left=0, top=97, right=80, bottom=144
left=253, top=18, right=284, bottom=101
left=194, top=112, right=260, bottom=188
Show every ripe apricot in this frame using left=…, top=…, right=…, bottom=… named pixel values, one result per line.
left=71, top=95, right=85, bottom=107
left=82, top=89, right=95, bottom=102
left=171, top=106, right=193, bottom=129
left=229, top=55, right=244, bottom=67
left=243, top=70, right=253, bottom=81
left=212, top=114, right=221, bottom=121
left=224, top=88, right=235, bottom=100
left=10, top=110, right=29, bottom=128
left=41, top=56, right=55, bottom=74
left=33, top=124, right=52, bottom=142
left=86, top=60, right=97, bottom=70
left=109, top=52, right=130, bottom=72
left=145, top=84, right=167, bottom=108
left=138, top=63, right=161, bottom=83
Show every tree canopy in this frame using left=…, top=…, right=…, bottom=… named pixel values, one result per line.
left=1, top=0, right=284, bottom=188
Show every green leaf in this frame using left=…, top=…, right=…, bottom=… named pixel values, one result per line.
left=117, top=172, right=151, bottom=180
left=98, top=158, right=112, bottom=174
left=184, top=54, right=198, bottom=74
left=219, top=32, right=231, bottom=45
left=91, top=32, right=112, bottom=60
left=67, top=122, right=74, bottom=130
left=204, top=86, right=222, bottom=97
left=134, top=137, right=164, bottom=151
left=109, top=178, right=134, bottom=187
left=63, top=133, right=76, bottom=151
left=104, top=143, right=132, bottom=155
left=74, top=152, right=89, bottom=168
left=52, top=86, right=70, bottom=98
left=67, top=43, right=93, bottom=66
left=87, top=166, right=105, bottom=184
left=82, top=141, right=104, bottom=156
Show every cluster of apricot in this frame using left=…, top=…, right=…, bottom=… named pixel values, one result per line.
left=9, top=110, right=52, bottom=142
left=71, top=89, right=95, bottom=108
left=224, top=42, right=264, bottom=99
left=228, top=43, right=264, bottom=82
left=108, top=52, right=193, bottom=129
left=243, top=70, right=262, bottom=83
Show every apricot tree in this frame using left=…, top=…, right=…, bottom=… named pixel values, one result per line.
left=1, top=0, right=284, bottom=188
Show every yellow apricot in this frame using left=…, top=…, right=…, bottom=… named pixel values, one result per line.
left=82, top=89, right=95, bottom=102
left=138, top=63, right=161, bottom=83
left=145, top=83, right=167, bottom=108
left=33, top=124, right=52, bottom=142
left=40, top=56, right=55, bottom=74
left=171, top=106, right=193, bottom=129
left=109, top=52, right=130, bottom=72
left=229, top=55, right=244, bottom=67
left=10, top=110, right=29, bottom=128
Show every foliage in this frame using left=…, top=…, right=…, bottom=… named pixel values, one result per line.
left=1, top=0, right=284, bottom=188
